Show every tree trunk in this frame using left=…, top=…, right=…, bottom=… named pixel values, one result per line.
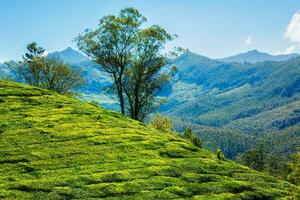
left=117, top=84, right=125, bottom=115
left=134, top=87, right=139, bottom=120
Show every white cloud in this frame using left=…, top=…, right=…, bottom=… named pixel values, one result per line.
left=284, top=45, right=296, bottom=54
left=285, top=12, right=300, bottom=43
left=275, top=45, right=296, bottom=55
left=245, top=35, right=253, bottom=45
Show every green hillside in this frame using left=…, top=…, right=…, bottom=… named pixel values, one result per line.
left=159, top=53, right=300, bottom=162
left=0, top=81, right=299, bottom=199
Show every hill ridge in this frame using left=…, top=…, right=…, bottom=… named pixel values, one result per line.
left=219, top=49, right=299, bottom=63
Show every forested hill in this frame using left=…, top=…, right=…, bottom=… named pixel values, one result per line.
left=0, top=80, right=299, bottom=199
left=160, top=50, right=300, bottom=160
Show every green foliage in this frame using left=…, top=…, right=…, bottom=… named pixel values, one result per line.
left=11, top=42, right=84, bottom=94
left=184, top=127, right=192, bottom=138
left=287, top=148, right=300, bottom=185
left=76, top=7, right=146, bottom=115
left=76, top=7, right=177, bottom=120
left=234, top=143, right=299, bottom=182
left=183, top=128, right=202, bottom=148
left=123, top=24, right=175, bottom=121
left=150, top=113, right=173, bottom=133
left=0, top=80, right=299, bottom=199
left=23, top=42, right=45, bottom=61
left=216, top=149, right=225, bottom=160
left=89, top=100, right=100, bottom=107
left=191, top=135, right=202, bottom=148
left=237, top=144, right=266, bottom=171
left=160, top=53, right=300, bottom=168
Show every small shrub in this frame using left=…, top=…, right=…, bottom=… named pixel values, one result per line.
left=90, top=100, right=100, bottom=107
left=216, top=149, right=225, bottom=160
left=20, top=163, right=35, bottom=173
left=150, top=113, right=173, bottom=133
left=183, top=128, right=202, bottom=148
left=191, top=135, right=202, bottom=148
left=56, top=103, right=64, bottom=108
left=160, top=148, right=186, bottom=158
left=184, top=127, right=192, bottom=138
left=0, top=124, right=7, bottom=134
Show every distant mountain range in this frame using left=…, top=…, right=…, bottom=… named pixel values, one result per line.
left=160, top=50, right=300, bottom=160
left=219, top=49, right=299, bottom=63
left=2, top=47, right=298, bottom=74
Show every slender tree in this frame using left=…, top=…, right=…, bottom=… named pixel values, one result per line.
left=75, top=8, right=146, bottom=115
left=18, top=42, right=46, bottom=87
left=23, top=42, right=45, bottom=62
left=76, top=7, right=178, bottom=119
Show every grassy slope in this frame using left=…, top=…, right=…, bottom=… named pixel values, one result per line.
left=0, top=81, right=299, bottom=199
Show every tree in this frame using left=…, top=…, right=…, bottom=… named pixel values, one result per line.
left=123, top=25, right=175, bottom=120
left=287, top=148, right=300, bottom=185
left=76, top=7, right=177, bottom=119
left=23, top=42, right=45, bottom=62
left=36, top=58, right=83, bottom=94
left=16, top=42, right=46, bottom=87
left=238, top=144, right=266, bottom=171
left=12, top=42, right=83, bottom=94
left=76, top=8, right=146, bottom=115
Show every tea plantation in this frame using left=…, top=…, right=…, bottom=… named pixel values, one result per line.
left=0, top=81, right=299, bottom=199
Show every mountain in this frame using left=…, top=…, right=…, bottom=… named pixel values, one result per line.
left=0, top=61, right=19, bottom=80
left=160, top=51, right=300, bottom=162
left=0, top=63, right=12, bottom=78
left=48, top=47, right=90, bottom=64
left=219, top=49, right=299, bottom=63
left=0, top=63, right=8, bottom=73
left=0, top=80, right=299, bottom=199
left=47, top=47, right=117, bottom=110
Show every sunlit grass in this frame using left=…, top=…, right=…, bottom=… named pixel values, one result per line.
left=0, top=80, right=299, bottom=199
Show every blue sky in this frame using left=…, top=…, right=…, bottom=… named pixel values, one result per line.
left=0, top=0, right=300, bottom=62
